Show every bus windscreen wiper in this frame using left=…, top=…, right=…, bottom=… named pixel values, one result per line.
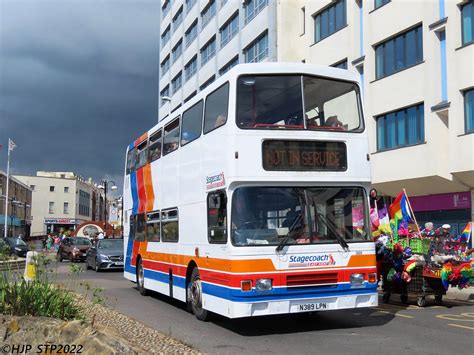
left=276, top=214, right=302, bottom=252
left=317, top=213, right=350, bottom=252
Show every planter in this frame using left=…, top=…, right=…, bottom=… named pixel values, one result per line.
left=0, top=258, right=25, bottom=272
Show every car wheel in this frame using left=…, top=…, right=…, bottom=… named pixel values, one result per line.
left=95, top=259, right=101, bottom=272
left=136, top=258, right=148, bottom=296
left=187, top=268, right=209, bottom=321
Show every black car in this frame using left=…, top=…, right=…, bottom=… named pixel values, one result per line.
left=86, top=239, right=124, bottom=271
left=0, top=237, right=29, bottom=257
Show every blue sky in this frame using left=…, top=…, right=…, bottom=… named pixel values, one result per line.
left=0, top=0, right=160, bottom=189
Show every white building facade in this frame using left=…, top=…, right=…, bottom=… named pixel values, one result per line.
left=14, top=172, right=104, bottom=236
left=159, top=0, right=474, bottom=231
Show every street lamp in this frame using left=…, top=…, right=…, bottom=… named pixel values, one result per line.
left=98, top=180, right=118, bottom=237
left=161, top=95, right=172, bottom=122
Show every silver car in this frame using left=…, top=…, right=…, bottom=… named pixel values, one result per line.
left=85, top=239, right=124, bottom=272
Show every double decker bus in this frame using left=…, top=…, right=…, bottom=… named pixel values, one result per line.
left=123, top=63, right=377, bottom=320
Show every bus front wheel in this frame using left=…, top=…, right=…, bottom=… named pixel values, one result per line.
left=136, top=258, right=148, bottom=296
left=188, top=268, right=209, bottom=321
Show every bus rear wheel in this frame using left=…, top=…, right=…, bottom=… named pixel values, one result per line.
left=188, top=268, right=209, bottom=321
left=136, top=258, right=148, bottom=296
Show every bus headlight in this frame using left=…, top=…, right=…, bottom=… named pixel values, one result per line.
left=256, top=279, right=272, bottom=291
left=350, top=273, right=364, bottom=285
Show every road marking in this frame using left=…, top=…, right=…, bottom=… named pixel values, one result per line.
left=447, top=323, right=474, bottom=331
left=375, top=310, right=414, bottom=318
left=436, top=314, right=474, bottom=322
left=461, top=312, right=474, bottom=318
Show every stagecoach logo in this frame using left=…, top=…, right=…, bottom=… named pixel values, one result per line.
left=288, top=254, right=336, bottom=268
left=206, top=172, right=225, bottom=190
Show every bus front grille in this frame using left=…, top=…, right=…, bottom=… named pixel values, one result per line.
left=286, top=273, right=339, bottom=288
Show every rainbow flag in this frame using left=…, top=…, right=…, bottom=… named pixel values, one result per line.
left=461, top=222, right=472, bottom=243
left=389, top=191, right=415, bottom=239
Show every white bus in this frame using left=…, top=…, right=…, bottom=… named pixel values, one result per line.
left=123, top=63, right=378, bottom=320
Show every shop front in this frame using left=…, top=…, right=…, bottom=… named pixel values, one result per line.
left=44, top=217, right=78, bottom=234
left=410, top=192, right=471, bottom=235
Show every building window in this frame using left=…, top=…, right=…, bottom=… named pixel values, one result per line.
left=78, top=190, right=90, bottom=217
left=465, top=89, right=474, bottom=133
left=63, top=202, right=69, bottom=214
left=331, top=58, right=348, bottom=69
left=160, top=85, right=170, bottom=106
left=49, top=202, right=54, bottom=214
left=171, top=72, right=183, bottom=94
left=161, top=55, right=170, bottom=75
left=219, top=56, right=239, bottom=75
left=200, top=75, right=215, bottom=91
left=245, top=33, right=268, bottom=63
left=201, top=0, right=216, bottom=28
left=172, top=40, right=183, bottom=62
left=245, top=0, right=268, bottom=24
left=49, top=186, right=55, bottom=192
left=374, top=0, right=390, bottom=10
left=186, top=0, right=197, bottom=14
left=461, top=1, right=474, bottom=45
left=185, top=56, right=198, bottom=81
left=64, top=187, right=69, bottom=193
left=314, top=0, right=346, bottom=43
left=376, top=103, right=424, bottom=151
left=172, top=6, right=184, bottom=33
left=201, top=37, right=216, bottom=65
left=301, top=7, right=305, bottom=35
left=161, top=25, right=171, bottom=48
left=221, top=13, right=239, bottom=47
left=375, top=25, right=423, bottom=80
left=162, top=0, right=171, bottom=18
left=185, top=21, right=198, bottom=48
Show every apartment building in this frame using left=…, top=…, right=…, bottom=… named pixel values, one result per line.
left=159, top=0, right=474, bottom=231
left=14, top=172, right=105, bottom=236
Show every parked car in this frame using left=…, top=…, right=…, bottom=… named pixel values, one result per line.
left=57, top=237, right=92, bottom=262
left=86, top=239, right=124, bottom=272
left=0, top=237, right=29, bottom=257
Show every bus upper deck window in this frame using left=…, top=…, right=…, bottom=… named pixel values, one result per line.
left=203, top=82, right=229, bottom=134
left=148, top=130, right=162, bottom=162
left=163, top=118, right=180, bottom=155
left=180, top=100, right=203, bottom=146
left=135, top=140, right=148, bottom=169
left=126, top=148, right=136, bottom=175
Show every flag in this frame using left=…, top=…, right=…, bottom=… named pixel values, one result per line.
left=377, top=203, right=392, bottom=235
left=389, top=190, right=415, bottom=239
left=461, top=222, right=472, bottom=243
left=8, top=139, right=17, bottom=151
left=370, top=207, right=380, bottom=232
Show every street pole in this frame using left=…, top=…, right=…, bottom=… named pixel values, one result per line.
left=104, top=181, right=107, bottom=236
left=3, top=141, right=11, bottom=239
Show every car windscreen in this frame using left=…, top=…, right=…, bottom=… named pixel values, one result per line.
left=236, top=75, right=362, bottom=132
left=98, top=240, right=124, bottom=249
left=7, top=238, right=27, bottom=246
left=71, top=238, right=91, bottom=246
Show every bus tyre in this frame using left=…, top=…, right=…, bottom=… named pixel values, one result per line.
left=188, top=268, right=209, bottom=321
left=136, top=258, right=148, bottom=296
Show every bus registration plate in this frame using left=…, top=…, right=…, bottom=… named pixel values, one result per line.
left=291, top=300, right=333, bottom=313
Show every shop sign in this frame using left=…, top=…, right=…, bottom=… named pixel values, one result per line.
left=44, top=218, right=76, bottom=225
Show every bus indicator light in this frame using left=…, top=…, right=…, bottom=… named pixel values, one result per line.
left=241, top=280, right=252, bottom=292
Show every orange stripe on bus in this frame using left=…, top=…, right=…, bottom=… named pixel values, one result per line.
left=143, top=163, right=155, bottom=212
left=136, top=249, right=375, bottom=274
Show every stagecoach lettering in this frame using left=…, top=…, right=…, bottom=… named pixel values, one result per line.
left=262, top=141, right=347, bottom=171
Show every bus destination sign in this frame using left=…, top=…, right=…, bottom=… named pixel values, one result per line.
left=262, top=140, right=347, bottom=171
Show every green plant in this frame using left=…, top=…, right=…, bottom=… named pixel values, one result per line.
left=92, top=287, right=105, bottom=305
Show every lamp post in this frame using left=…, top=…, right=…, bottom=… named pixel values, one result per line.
left=161, top=96, right=172, bottom=122
left=98, top=180, right=118, bottom=237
